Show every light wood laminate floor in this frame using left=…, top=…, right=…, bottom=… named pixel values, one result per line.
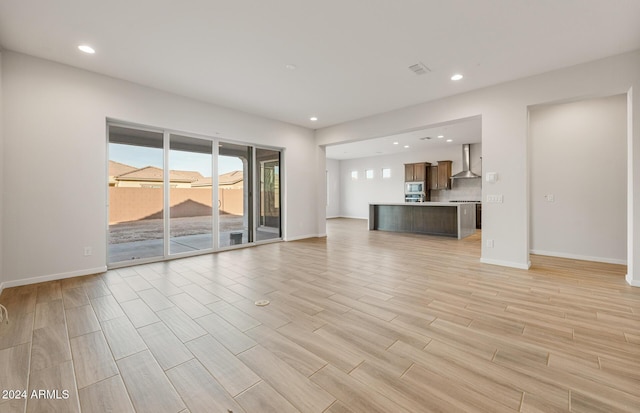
left=1, top=218, right=638, bottom=412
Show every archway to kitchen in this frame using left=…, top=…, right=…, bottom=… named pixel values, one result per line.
left=528, top=94, right=628, bottom=267
left=324, top=115, right=483, bottom=256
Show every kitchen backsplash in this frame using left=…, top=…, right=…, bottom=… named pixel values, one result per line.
left=431, top=178, right=481, bottom=201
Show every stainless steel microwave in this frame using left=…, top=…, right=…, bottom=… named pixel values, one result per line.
left=405, top=181, right=424, bottom=194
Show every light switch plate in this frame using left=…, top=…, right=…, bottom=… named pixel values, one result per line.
left=486, top=172, right=498, bottom=183
left=486, top=194, right=503, bottom=203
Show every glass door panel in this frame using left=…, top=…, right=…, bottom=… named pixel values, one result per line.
left=108, top=126, right=164, bottom=264
left=169, top=134, right=213, bottom=254
left=218, top=142, right=252, bottom=247
left=256, top=148, right=281, bottom=241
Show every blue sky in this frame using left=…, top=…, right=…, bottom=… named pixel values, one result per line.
left=109, top=143, right=242, bottom=176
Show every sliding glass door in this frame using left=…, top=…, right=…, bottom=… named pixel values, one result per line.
left=108, top=126, right=165, bottom=264
left=169, top=134, right=213, bottom=254
left=218, top=142, right=252, bottom=247
left=107, top=123, right=282, bottom=266
left=256, top=148, right=281, bottom=241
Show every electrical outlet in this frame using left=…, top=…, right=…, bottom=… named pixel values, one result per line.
left=486, top=239, right=494, bottom=248
left=84, top=247, right=92, bottom=256
left=545, top=194, right=555, bottom=202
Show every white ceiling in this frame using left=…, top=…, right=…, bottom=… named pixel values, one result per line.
left=1, top=0, right=639, bottom=131
left=325, top=116, right=481, bottom=160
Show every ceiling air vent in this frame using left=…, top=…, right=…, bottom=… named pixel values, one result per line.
left=419, top=137, right=432, bottom=140
left=408, top=62, right=431, bottom=75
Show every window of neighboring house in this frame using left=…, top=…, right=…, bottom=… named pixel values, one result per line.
left=351, top=170, right=358, bottom=180
left=382, top=168, right=391, bottom=178
left=366, top=169, right=374, bottom=179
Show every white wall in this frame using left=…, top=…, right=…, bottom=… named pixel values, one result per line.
left=334, top=144, right=481, bottom=219
left=326, top=158, right=341, bottom=218
left=529, top=95, right=627, bottom=264
left=1, top=51, right=319, bottom=287
left=316, top=50, right=640, bottom=276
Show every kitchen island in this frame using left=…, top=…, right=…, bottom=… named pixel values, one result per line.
left=368, top=202, right=477, bottom=239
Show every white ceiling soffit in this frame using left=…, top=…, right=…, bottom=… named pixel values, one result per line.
left=0, top=1, right=639, bottom=129
left=325, top=116, right=481, bottom=160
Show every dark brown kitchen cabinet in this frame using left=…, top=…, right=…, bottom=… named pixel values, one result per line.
left=404, top=162, right=430, bottom=182
left=436, top=160, right=452, bottom=190
left=430, top=165, right=439, bottom=189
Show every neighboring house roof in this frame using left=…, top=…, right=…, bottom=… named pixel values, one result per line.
left=109, top=160, right=137, bottom=177
left=110, top=161, right=238, bottom=186
left=219, top=170, right=243, bottom=186
left=117, top=166, right=194, bottom=183
left=173, top=170, right=203, bottom=181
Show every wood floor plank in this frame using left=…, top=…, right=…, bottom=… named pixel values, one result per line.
left=0, top=343, right=30, bottom=391
left=245, top=324, right=327, bottom=377
left=206, top=300, right=260, bottom=331
left=101, top=316, right=147, bottom=360
left=65, top=304, right=100, bottom=338
left=83, top=279, right=111, bottom=299
left=388, top=340, right=523, bottom=410
left=403, top=361, right=518, bottom=412
left=117, top=350, right=185, bottom=413
left=276, top=319, right=364, bottom=373
left=69, top=331, right=118, bottom=388
left=166, top=359, right=244, bottom=413
left=61, top=288, right=89, bottom=309
left=310, top=364, right=409, bottom=413
left=195, top=313, right=255, bottom=354
left=34, top=299, right=64, bottom=329
left=78, top=374, right=135, bottom=413
left=119, top=298, right=160, bottom=328
left=123, top=275, right=153, bottom=292
left=30, top=324, right=72, bottom=372
left=27, top=360, right=80, bottom=413
left=238, top=345, right=335, bottom=413
left=0, top=304, right=34, bottom=350
left=186, top=334, right=260, bottom=397
left=168, top=293, right=211, bottom=319
left=108, top=283, right=139, bottom=303
left=137, top=289, right=175, bottom=312
left=36, top=282, right=62, bottom=304
left=156, top=307, right=206, bottom=343
left=234, top=381, right=300, bottom=413
left=90, top=295, right=124, bottom=322
left=138, top=321, right=194, bottom=370
left=181, top=283, right=222, bottom=305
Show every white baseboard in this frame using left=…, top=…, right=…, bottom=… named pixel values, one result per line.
left=338, top=216, right=367, bottom=220
left=530, top=249, right=627, bottom=265
left=0, top=266, right=108, bottom=289
left=284, top=233, right=326, bottom=242
left=626, top=274, right=640, bottom=287
left=480, top=258, right=532, bottom=270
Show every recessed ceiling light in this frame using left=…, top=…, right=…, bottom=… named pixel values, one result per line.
left=437, top=135, right=444, bottom=138
left=404, top=145, right=410, bottom=148
left=78, top=45, right=95, bottom=54
left=393, top=142, right=399, bottom=145
left=310, top=117, right=318, bottom=121
left=451, top=74, right=463, bottom=81
left=446, top=139, right=453, bottom=142
left=285, top=64, right=297, bottom=70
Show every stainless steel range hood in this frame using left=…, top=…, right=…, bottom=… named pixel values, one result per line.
left=451, top=144, right=480, bottom=179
